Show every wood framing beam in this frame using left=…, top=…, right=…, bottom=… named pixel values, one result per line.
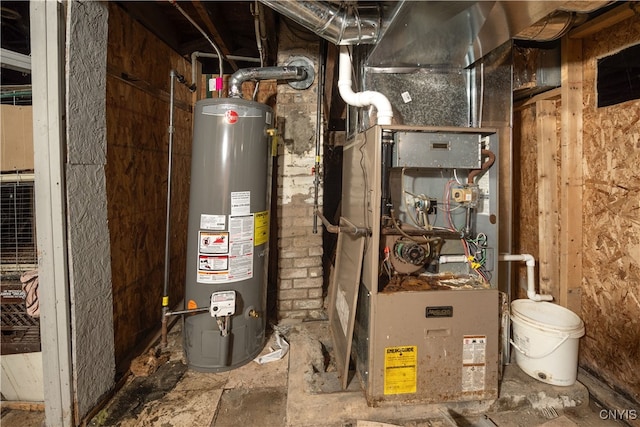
left=536, top=100, right=560, bottom=300
left=192, top=0, right=239, bottom=71
left=569, top=2, right=639, bottom=39
left=323, top=43, right=337, bottom=118
left=559, top=36, right=584, bottom=314
left=106, top=65, right=192, bottom=112
left=514, top=87, right=561, bottom=111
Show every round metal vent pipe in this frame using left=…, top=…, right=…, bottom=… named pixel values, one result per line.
left=259, top=0, right=382, bottom=45
left=228, top=64, right=313, bottom=99
left=514, top=10, right=577, bottom=42
left=259, top=1, right=393, bottom=125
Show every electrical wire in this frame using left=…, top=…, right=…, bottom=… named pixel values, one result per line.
left=169, top=0, right=225, bottom=97
left=442, top=179, right=491, bottom=283
left=251, top=1, right=266, bottom=100
left=445, top=179, right=461, bottom=231
left=390, top=209, right=442, bottom=247
left=453, top=169, right=464, bottom=185
left=358, top=131, right=370, bottom=255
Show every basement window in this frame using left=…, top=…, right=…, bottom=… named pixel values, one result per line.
left=597, top=43, right=640, bottom=108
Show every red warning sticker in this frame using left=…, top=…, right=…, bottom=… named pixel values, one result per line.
left=225, top=110, right=238, bottom=124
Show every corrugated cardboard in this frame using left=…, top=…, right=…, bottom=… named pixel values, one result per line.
left=1, top=105, right=34, bottom=172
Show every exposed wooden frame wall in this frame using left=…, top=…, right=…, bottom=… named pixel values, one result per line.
left=559, top=35, right=583, bottom=313
left=536, top=99, right=560, bottom=299
left=519, top=2, right=638, bottom=312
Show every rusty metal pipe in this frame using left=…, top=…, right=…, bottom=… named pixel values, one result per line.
left=468, top=149, right=496, bottom=184
left=315, top=210, right=370, bottom=236
left=315, top=209, right=340, bottom=234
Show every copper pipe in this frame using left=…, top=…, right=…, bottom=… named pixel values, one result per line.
left=468, top=149, right=496, bottom=184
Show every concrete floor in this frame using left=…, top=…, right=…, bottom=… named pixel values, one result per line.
left=1, top=319, right=624, bottom=427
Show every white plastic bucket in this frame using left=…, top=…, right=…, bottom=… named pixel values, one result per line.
left=510, top=299, right=585, bottom=386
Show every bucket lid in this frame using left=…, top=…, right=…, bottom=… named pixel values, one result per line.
left=511, top=299, right=584, bottom=333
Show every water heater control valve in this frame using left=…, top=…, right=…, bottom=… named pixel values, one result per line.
left=210, top=291, right=236, bottom=317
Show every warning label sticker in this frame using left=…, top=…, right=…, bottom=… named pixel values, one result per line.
left=197, top=271, right=230, bottom=283
left=198, top=255, right=228, bottom=271
left=463, top=335, right=486, bottom=364
left=384, top=346, right=417, bottom=395
left=462, top=365, right=486, bottom=392
left=231, top=191, right=250, bottom=216
left=196, top=215, right=255, bottom=284
left=254, top=211, right=269, bottom=246
left=200, top=214, right=226, bottom=231
left=199, top=231, right=229, bottom=254
left=226, top=215, right=254, bottom=282
left=462, top=335, right=486, bottom=392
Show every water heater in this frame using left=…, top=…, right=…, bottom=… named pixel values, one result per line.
left=184, top=98, right=273, bottom=372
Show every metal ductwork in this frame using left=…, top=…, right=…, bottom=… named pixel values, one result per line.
left=366, top=1, right=601, bottom=68
left=261, top=1, right=611, bottom=67
left=259, top=0, right=386, bottom=45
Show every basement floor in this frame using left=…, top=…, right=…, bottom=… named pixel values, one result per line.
left=1, top=320, right=624, bottom=427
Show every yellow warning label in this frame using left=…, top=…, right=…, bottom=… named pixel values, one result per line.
left=162, top=296, right=169, bottom=307
left=384, top=346, right=417, bottom=395
left=254, top=211, right=269, bottom=246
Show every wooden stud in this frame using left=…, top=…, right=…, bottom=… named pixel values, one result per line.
left=536, top=100, right=560, bottom=299
left=560, top=35, right=584, bottom=313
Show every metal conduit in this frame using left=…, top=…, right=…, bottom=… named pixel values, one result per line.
left=161, top=69, right=178, bottom=347
left=169, top=0, right=225, bottom=97
left=191, top=52, right=261, bottom=94
left=313, top=41, right=326, bottom=234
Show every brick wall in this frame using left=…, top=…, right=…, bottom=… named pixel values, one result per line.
left=275, top=26, right=324, bottom=321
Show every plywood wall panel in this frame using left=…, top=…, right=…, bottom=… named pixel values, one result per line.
left=107, top=3, right=192, bottom=374
left=579, top=12, right=640, bottom=402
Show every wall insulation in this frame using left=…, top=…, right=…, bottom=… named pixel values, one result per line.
left=106, top=3, right=192, bottom=374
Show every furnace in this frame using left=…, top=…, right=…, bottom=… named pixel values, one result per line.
left=329, top=124, right=500, bottom=405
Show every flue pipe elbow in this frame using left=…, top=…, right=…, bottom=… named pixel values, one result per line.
left=229, top=66, right=307, bottom=99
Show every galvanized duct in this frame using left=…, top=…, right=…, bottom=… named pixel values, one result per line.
left=259, top=0, right=384, bottom=45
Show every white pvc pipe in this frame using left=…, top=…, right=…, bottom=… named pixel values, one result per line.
left=338, top=46, right=393, bottom=126
left=498, top=254, right=553, bottom=301
left=439, top=255, right=467, bottom=264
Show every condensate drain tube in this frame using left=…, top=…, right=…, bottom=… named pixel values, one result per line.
left=498, top=254, right=553, bottom=301
left=338, top=46, right=393, bottom=125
